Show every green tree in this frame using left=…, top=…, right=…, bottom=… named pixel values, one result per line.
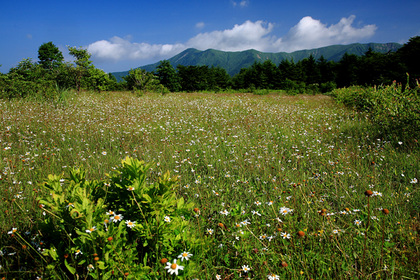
left=300, top=55, right=321, bottom=85
left=85, top=68, right=112, bottom=92
left=397, top=36, right=420, bottom=84
left=123, top=68, right=158, bottom=93
left=336, top=53, right=360, bottom=88
left=155, top=60, right=181, bottom=92
left=68, top=46, right=93, bottom=92
left=208, top=66, right=231, bottom=91
left=38, top=42, right=64, bottom=70
left=177, top=65, right=210, bottom=92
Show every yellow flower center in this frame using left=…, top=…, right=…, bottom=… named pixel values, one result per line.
left=171, top=263, right=177, bottom=269
left=114, top=215, right=120, bottom=220
left=182, top=253, right=188, bottom=257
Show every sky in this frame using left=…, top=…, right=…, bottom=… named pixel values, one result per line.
left=1, top=0, right=419, bottom=73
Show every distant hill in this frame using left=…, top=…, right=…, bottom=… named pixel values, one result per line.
left=111, top=42, right=402, bottom=80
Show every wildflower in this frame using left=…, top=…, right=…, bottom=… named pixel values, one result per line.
left=332, top=229, right=339, bottom=234
left=86, top=226, right=96, bottom=233
left=254, top=201, right=262, bottom=206
left=106, top=210, right=115, bottom=216
left=267, top=200, right=274, bottom=206
left=216, top=275, right=221, bottom=280
left=75, top=249, right=83, bottom=257
left=127, top=186, right=135, bottom=191
left=354, top=220, right=362, bottom=226
left=8, top=228, right=17, bottom=235
left=251, top=210, right=261, bottom=216
left=280, top=232, right=291, bottom=239
left=165, top=259, right=184, bottom=275
left=242, top=265, right=251, bottom=273
left=164, top=216, right=171, bottom=223
left=178, top=251, right=193, bottom=261
left=101, top=151, right=107, bottom=156
left=87, top=264, right=95, bottom=271
left=267, top=273, right=280, bottom=280
left=66, top=202, right=75, bottom=209
left=372, top=191, right=382, bottom=197
left=125, top=220, right=136, bottom=228
left=410, top=178, right=418, bottom=184
left=220, top=209, right=229, bottom=216
left=279, top=206, right=293, bottom=215
left=240, top=219, right=251, bottom=226
left=111, top=214, right=123, bottom=223
left=207, top=228, right=214, bottom=235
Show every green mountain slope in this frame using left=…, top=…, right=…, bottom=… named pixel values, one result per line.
left=111, top=42, right=402, bottom=80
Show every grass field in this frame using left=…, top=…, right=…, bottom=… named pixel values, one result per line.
left=1, top=91, right=419, bottom=279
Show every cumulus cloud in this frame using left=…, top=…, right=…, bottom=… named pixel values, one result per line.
left=280, top=15, right=377, bottom=51
left=87, top=15, right=377, bottom=64
left=88, top=36, right=185, bottom=62
left=187, top=20, right=274, bottom=51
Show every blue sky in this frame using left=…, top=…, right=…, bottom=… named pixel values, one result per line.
left=1, top=0, right=419, bottom=73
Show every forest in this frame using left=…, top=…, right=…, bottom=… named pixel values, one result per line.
left=0, top=37, right=419, bottom=98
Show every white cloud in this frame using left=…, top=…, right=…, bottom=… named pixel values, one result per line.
left=88, top=36, right=185, bottom=61
left=280, top=15, right=377, bottom=51
left=232, top=1, right=249, bottom=7
left=187, top=20, right=274, bottom=51
left=195, top=22, right=205, bottom=29
left=87, top=15, right=376, bottom=64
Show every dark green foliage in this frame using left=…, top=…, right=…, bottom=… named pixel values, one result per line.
left=155, top=60, right=181, bottom=92
left=397, top=36, right=420, bottom=86
left=177, top=65, right=231, bottom=92
left=38, top=42, right=64, bottom=70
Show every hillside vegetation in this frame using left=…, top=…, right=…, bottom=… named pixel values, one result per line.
left=112, top=42, right=401, bottom=78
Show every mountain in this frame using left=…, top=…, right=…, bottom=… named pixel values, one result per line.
left=111, top=42, right=402, bottom=80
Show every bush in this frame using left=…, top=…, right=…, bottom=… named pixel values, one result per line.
left=0, top=74, right=56, bottom=100
left=32, top=157, right=204, bottom=278
left=330, top=81, right=420, bottom=145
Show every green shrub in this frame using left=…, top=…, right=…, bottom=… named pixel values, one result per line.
left=0, top=75, right=56, bottom=100
left=35, top=157, right=203, bottom=278
left=330, top=81, right=420, bottom=145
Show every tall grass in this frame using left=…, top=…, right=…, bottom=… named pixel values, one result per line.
left=1, top=91, right=419, bottom=279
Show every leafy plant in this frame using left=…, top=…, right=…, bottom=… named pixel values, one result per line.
left=36, top=157, right=203, bottom=278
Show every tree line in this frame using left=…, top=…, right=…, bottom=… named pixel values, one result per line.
left=1, top=37, right=419, bottom=98
left=155, top=36, right=419, bottom=94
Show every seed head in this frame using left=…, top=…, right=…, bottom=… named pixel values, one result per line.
left=160, top=258, right=168, bottom=264
left=297, top=231, right=305, bottom=237
left=281, top=261, right=288, bottom=267
left=382, top=208, right=390, bottom=215
left=365, top=190, right=373, bottom=197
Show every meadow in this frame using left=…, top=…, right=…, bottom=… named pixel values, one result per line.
left=0, top=91, right=419, bottom=279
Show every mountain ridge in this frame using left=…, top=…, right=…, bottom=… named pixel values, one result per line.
left=111, top=42, right=402, bottom=80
